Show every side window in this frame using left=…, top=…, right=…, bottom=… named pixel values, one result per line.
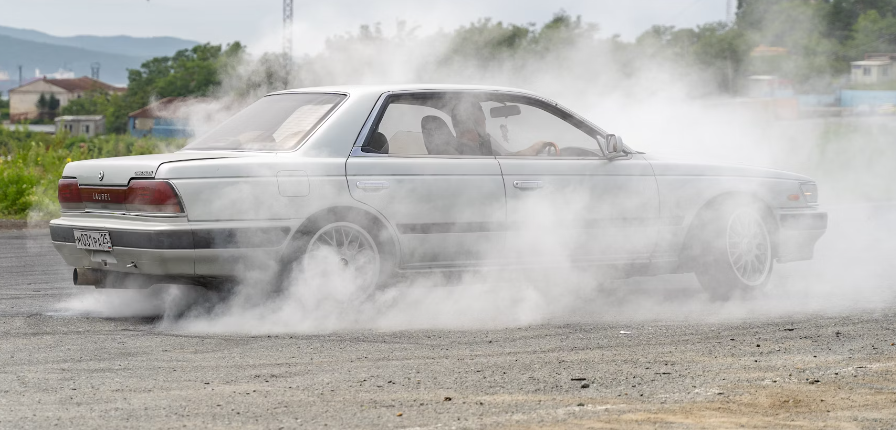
left=370, top=103, right=453, bottom=155
left=480, top=100, right=602, bottom=157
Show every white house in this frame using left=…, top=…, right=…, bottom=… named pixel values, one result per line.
left=55, top=115, right=105, bottom=137
left=851, top=55, right=894, bottom=85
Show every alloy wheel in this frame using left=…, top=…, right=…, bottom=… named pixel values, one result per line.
left=725, top=209, right=772, bottom=286
left=305, top=222, right=380, bottom=291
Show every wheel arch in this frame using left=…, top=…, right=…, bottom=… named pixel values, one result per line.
left=283, top=205, right=401, bottom=275
left=677, top=191, right=779, bottom=271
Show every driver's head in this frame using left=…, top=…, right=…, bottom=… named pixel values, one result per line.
left=450, top=100, right=487, bottom=144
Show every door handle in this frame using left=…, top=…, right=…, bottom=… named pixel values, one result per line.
left=356, top=181, right=389, bottom=191
left=513, top=180, right=544, bottom=190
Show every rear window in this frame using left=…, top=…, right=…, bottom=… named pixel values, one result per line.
left=184, top=93, right=345, bottom=151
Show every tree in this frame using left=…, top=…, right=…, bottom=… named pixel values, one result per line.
left=845, top=10, right=896, bottom=58
left=35, top=93, right=48, bottom=112
left=126, top=42, right=244, bottom=104
left=692, top=22, right=751, bottom=94
left=34, top=93, right=60, bottom=122
left=62, top=42, right=245, bottom=133
left=61, top=90, right=130, bottom=134
left=47, top=94, right=60, bottom=112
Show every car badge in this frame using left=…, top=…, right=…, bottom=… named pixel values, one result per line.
left=98, top=171, right=104, bottom=181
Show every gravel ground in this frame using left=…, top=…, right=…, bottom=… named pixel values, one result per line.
left=1, top=205, right=895, bottom=429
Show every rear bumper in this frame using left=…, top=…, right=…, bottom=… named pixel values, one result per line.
left=776, top=209, right=827, bottom=263
left=50, top=219, right=298, bottom=277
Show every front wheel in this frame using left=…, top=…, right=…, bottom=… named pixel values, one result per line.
left=694, top=205, right=775, bottom=301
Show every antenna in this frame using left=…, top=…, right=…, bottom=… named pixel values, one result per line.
left=18, top=65, right=22, bottom=86
left=90, top=62, right=101, bottom=80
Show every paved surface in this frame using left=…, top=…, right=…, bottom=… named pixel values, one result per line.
left=1, top=205, right=895, bottom=429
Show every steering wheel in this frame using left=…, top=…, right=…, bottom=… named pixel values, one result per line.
left=540, top=141, right=560, bottom=156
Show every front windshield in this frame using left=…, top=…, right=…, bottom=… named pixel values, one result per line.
left=184, top=93, right=345, bottom=151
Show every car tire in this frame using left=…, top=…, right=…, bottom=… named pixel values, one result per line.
left=692, top=202, right=775, bottom=301
left=281, top=215, right=395, bottom=297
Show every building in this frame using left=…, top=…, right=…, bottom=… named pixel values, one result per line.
left=850, top=54, right=895, bottom=85
left=55, top=115, right=105, bottom=137
left=8, top=76, right=125, bottom=122
left=128, top=97, right=205, bottom=138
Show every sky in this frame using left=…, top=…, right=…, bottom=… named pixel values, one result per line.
left=0, top=0, right=730, bottom=55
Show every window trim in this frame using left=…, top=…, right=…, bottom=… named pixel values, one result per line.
left=350, top=90, right=613, bottom=159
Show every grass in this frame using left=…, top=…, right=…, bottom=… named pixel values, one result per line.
left=0, top=127, right=185, bottom=219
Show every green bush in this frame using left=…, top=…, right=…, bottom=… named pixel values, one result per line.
left=0, top=128, right=186, bottom=219
left=0, top=162, right=38, bottom=217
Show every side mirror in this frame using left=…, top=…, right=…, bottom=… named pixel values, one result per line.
left=605, top=134, right=626, bottom=159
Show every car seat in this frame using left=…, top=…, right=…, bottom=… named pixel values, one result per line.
left=421, top=116, right=459, bottom=155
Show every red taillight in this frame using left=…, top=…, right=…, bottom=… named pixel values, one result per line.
left=58, top=179, right=84, bottom=210
left=124, top=181, right=183, bottom=213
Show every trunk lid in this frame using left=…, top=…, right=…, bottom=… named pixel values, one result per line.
left=63, top=151, right=263, bottom=186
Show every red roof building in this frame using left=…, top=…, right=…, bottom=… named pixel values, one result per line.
left=8, top=76, right=125, bottom=122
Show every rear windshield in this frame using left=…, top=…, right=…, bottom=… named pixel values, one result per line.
left=184, top=93, right=345, bottom=151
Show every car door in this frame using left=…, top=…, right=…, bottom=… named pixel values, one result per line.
left=345, top=92, right=506, bottom=269
left=485, top=96, right=660, bottom=265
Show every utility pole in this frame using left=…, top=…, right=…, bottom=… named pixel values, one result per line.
left=91, top=63, right=100, bottom=80
left=726, top=0, right=736, bottom=24
left=283, top=0, right=293, bottom=57
left=283, top=0, right=293, bottom=88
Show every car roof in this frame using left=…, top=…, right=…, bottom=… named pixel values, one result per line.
left=268, top=84, right=542, bottom=98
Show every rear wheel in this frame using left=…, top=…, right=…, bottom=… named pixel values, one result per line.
left=280, top=216, right=393, bottom=299
left=693, top=204, right=774, bottom=301
left=304, top=222, right=381, bottom=292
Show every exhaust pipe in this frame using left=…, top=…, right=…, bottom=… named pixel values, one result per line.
left=73, top=268, right=106, bottom=286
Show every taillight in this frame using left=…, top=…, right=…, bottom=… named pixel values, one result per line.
left=124, top=181, right=183, bottom=213
left=58, top=179, right=84, bottom=210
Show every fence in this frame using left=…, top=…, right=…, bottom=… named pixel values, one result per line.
left=839, top=90, right=896, bottom=108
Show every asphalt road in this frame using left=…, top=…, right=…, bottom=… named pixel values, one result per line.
left=1, top=204, right=895, bottom=429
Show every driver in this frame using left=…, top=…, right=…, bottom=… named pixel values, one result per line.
left=450, top=101, right=556, bottom=156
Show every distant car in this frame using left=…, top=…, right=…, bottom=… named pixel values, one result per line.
left=51, top=85, right=827, bottom=300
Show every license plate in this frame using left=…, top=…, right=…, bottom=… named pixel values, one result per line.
left=73, top=230, right=113, bottom=251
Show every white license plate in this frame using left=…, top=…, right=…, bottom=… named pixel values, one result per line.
left=73, top=230, right=113, bottom=251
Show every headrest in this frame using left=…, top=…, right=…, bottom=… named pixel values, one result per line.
left=421, top=115, right=458, bottom=155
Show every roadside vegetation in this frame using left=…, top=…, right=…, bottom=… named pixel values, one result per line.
left=0, top=97, right=8, bottom=121
left=0, top=128, right=184, bottom=219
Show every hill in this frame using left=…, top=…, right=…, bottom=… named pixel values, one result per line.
left=0, top=34, right=145, bottom=86
left=0, top=25, right=199, bottom=57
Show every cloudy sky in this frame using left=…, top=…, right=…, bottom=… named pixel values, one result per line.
left=0, top=0, right=730, bottom=54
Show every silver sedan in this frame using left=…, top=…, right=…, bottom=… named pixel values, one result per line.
left=51, top=85, right=827, bottom=300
